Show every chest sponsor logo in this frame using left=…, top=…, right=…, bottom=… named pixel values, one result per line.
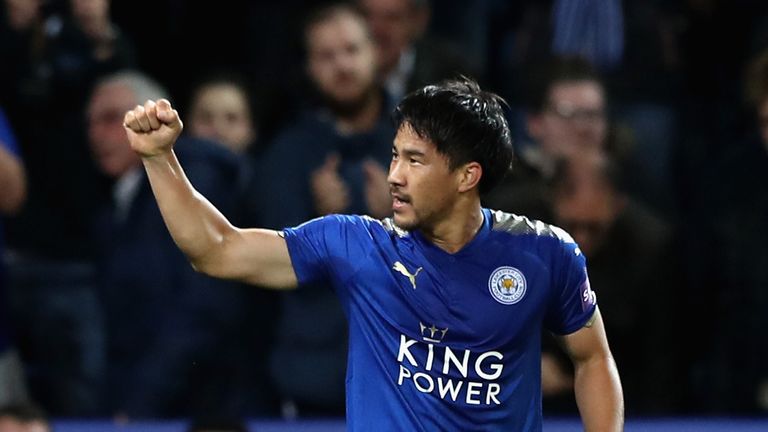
left=488, top=266, right=527, bottom=305
left=393, top=261, right=423, bottom=289
left=397, top=327, right=504, bottom=406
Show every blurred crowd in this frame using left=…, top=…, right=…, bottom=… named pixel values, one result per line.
left=1, top=0, right=767, bottom=424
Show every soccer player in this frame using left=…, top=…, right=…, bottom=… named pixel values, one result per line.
left=123, top=78, right=623, bottom=431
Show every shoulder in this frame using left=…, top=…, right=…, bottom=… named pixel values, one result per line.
left=283, top=214, right=396, bottom=258
left=292, top=214, right=388, bottom=233
left=488, top=210, right=574, bottom=244
left=487, top=209, right=580, bottom=263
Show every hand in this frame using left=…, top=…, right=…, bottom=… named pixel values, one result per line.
left=124, top=99, right=183, bottom=158
left=362, top=159, right=392, bottom=218
left=311, top=153, right=350, bottom=215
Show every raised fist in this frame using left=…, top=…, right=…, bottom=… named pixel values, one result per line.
left=124, top=99, right=184, bottom=158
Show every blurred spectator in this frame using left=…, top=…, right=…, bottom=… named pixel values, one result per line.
left=483, top=57, right=681, bottom=414
left=483, top=57, right=612, bottom=222
left=187, top=74, right=258, bottom=156
left=358, top=0, right=472, bottom=102
left=0, top=0, right=46, bottom=112
left=427, top=0, right=494, bottom=79
left=49, top=0, right=136, bottom=105
left=2, top=1, right=134, bottom=415
left=258, top=3, right=394, bottom=417
left=687, top=46, right=768, bottom=413
left=2, top=0, right=134, bottom=260
left=488, top=0, right=684, bottom=212
left=185, top=72, right=265, bottom=225
left=87, top=71, right=257, bottom=418
left=549, top=152, right=681, bottom=414
left=0, top=108, right=27, bottom=408
left=0, top=404, right=49, bottom=432
left=185, top=72, right=281, bottom=416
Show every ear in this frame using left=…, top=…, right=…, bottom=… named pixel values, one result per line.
left=457, top=161, right=482, bottom=193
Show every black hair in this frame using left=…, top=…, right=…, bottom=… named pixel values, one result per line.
left=302, top=2, right=370, bottom=51
left=186, top=70, right=259, bottom=122
left=393, top=77, right=514, bottom=194
left=524, top=56, right=605, bottom=113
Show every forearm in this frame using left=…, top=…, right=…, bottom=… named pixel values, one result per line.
left=574, top=354, right=624, bottom=432
left=125, top=99, right=297, bottom=288
left=142, top=150, right=235, bottom=270
left=0, top=144, right=26, bottom=214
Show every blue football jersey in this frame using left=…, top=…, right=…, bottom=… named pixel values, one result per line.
left=282, top=208, right=597, bottom=431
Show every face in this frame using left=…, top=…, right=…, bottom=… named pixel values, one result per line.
left=553, top=181, right=619, bottom=257
left=388, top=124, right=461, bottom=230
left=758, top=97, right=768, bottom=153
left=87, top=82, right=141, bottom=178
left=188, top=83, right=255, bottom=154
left=307, top=12, right=377, bottom=109
left=528, top=80, right=607, bottom=159
left=359, top=0, right=418, bottom=75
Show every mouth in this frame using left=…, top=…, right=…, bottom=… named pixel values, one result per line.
left=391, top=191, right=411, bottom=211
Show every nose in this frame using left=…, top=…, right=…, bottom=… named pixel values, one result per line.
left=387, top=158, right=404, bottom=186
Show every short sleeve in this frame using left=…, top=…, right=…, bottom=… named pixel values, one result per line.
left=545, top=236, right=598, bottom=335
left=281, top=214, right=372, bottom=292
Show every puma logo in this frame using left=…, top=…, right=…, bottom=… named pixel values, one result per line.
left=393, top=261, right=423, bottom=289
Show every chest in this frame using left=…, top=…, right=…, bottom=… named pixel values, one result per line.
left=347, top=240, right=555, bottom=351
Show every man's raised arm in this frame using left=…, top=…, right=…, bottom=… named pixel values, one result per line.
left=123, top=99, right=298, bottom=289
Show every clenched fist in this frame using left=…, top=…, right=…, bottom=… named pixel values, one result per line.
left=124, top=99, right=183, bottom=157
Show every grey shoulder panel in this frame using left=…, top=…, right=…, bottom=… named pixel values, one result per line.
left=490, top=210, right=575, bottom=243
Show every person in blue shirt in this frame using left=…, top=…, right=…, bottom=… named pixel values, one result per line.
left=122, top=78, right=623, bottom=431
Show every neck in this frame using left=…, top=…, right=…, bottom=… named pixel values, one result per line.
left=420, top=197, right=484, bottom=254
left=335, top=89, right=382, bottom=134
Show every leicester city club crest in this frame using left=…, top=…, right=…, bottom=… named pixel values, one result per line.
left=488, top=266, right=527, bottom=305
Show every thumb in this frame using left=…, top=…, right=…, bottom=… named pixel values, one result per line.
left=156, top=99, right=183, bottom=130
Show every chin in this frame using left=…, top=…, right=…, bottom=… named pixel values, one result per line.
left=393, top=212, right=418, bottom=230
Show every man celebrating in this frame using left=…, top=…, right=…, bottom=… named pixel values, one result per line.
left=123, top=78, right=623, bottom=431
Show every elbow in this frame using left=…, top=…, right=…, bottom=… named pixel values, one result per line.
left=186, top=226, right=240, bottom=280
left=188, top=256, right=226, bottom=279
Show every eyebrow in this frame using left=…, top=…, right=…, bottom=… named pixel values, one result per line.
left=393, top=145, right=426, bottom=158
